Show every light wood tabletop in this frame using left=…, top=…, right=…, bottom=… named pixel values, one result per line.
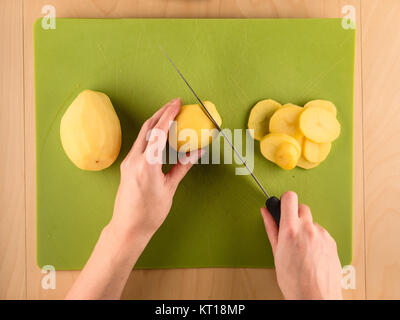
left=0, top=0, right=399, bottom=300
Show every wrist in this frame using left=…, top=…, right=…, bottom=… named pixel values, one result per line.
left=96, top=223, right=148, bottom=270
left=104, top=219, right=153, bottom=253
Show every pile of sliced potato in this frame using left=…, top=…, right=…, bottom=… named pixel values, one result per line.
left=248, top=99, right=341, bottom=170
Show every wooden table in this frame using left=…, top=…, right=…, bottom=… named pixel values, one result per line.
left=1, top=0, right=399, bottom=300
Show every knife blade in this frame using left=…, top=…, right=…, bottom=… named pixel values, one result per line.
left=160, top=46, right=281, bottom=226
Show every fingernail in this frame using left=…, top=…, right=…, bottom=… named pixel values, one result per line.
left=167, top=97, right=181, bottom=106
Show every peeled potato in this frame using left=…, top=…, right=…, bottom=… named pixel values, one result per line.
left=260, top=133, right=301, bottom=166
left=297, top=156, right=320, bottom=169
left=168, top=101, right=222, bottom=152
left=275, top=142, right=300, bottom=170
left=248, top=99, right=281, bottom=140
left=60, top=90, right=121, bottom=171
left=269, top=103, right=303, bottom=139
left=299, top=106, right=341, bottom=143
left=304, top=100, right=337, bottom=117
left=303, top=139, right=331, bottom=163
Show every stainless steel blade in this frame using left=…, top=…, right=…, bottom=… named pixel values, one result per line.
left=160, top=46, right=270, bottom=199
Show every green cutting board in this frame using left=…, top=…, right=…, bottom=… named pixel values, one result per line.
left=34, top=18, right=355, bottom=270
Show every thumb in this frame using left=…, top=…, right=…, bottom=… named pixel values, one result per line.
left=261, top=207, right=279, bottom=255
left=165, top=149, right=204, bottom=189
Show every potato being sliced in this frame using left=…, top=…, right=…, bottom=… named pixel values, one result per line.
left=168, top=101, right=222, bottom=152
left=260, top=133, right=301, bottom=165
left=304, top=100, right=337, bottom=117
left=303, top=139, right=331, bottom=163
left=269, top=103, right=303, bottom=139
left=248, top=99, right=281, bottom=140
left=275, top=142, right=300, bottom=170
left=299, top=106, right=341, bottom=143
left=297, top=156, right=320, bottom=169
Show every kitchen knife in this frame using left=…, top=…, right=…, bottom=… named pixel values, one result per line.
left=161, top=47, right=281, bottom=226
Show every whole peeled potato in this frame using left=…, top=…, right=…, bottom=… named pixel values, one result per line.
left=60, top=90, right=121, bottom=171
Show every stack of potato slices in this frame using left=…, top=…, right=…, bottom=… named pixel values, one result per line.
left=248, top=99, right=341, bottom=170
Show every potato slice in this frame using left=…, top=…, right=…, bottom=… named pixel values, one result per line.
left=296, top=135, right=305, bottom=147
left=297, top=156, right=320, bottom=169
left=303, top=139, right=331, bottom=163
left=260, top=133, right=301, bottom=166
left=299, top=106, right=341, bottom=143
left=269, top=103, right=303, bottom=139
left=248, top=99, right=281, bottom=140
left=275, top=142, right=300, bottom=170
left=304, top=100, right=337, bottom=117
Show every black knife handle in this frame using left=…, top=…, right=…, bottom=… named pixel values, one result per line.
left=266, top=196, right=281, bottom=226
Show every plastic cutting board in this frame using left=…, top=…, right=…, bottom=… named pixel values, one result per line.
left=34, top=18, right=355, bottom=269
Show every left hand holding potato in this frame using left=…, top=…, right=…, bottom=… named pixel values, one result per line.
left=66, top=97, right=202, bottom=300
left=110, top=97, right=203, bottom=242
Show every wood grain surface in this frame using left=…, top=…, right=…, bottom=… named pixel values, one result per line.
left=362, top=0, right=400, bottom=300
left=0, top=0, right=397, bottom=300
left=0, top=0, right=26, bottom=300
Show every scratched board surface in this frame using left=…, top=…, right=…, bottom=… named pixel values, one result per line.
left=34, top=19, right=355, bottom=269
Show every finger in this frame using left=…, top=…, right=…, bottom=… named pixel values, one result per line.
left=261, top=207, right=278, bottom=255
left=165, top=149, right=204, bottom=189
left=280, top=191, right=299, bottom=228
left=145, top=98, right=181, bottom=155
left=129, top=98, right=178, bottom=157
left=298, top=204, right=313, bottom=223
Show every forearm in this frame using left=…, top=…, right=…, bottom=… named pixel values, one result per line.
left=66, top=223, right=150, bottom=300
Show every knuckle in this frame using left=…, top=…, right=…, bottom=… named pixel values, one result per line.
left=282, top=191, right=298, bottom=204
left=166, top=178, right=178, bottom=192
left=313, top=222, right=322, bottom=230
left=136, top=162, right=150, bottom=181
left=120, top=158, right=129, bottom=172
left=327, top=233, right=337, bottom=247
left=304, top=222, right=315, bottom=238
left=322, top=228, right=330, bottom=237
left=284, top=225, right=297, bottom=239
left=315, top=224, right=336, bottom=246
left=140, top=120, right=150, bottom=132
left=121, top=155, right=148, bottom=174
left=320, top=227, right=330, bottom=238
left=137, top=157, right=148, bottom=171
left=143, top=118, right=152, bottom=127
left=143, top=119, right=154, bottom=134
left=300, top=204, right=311, bottom=214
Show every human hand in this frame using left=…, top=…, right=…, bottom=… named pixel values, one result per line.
left=109, top=97, right=202, bottom=244
left=261, top=191, right=343, bottom=300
